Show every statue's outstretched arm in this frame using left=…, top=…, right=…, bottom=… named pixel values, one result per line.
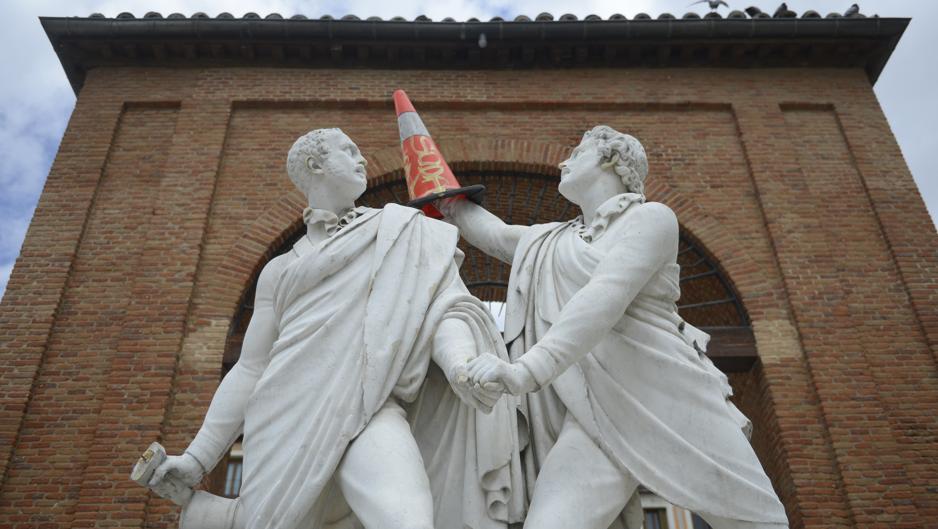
left=183, top=259, right=280, bottom=472
left=516, top=202, right=677, bottom=388
left=442, top=199, right=528, bottom=264
left=468, top=202, right=678, bottom=394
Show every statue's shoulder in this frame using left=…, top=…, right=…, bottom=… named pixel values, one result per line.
left=633, top=201, right=676, bottom=222
left=371, top=203, right=458, bottom=241
left=253, top=253, right=291, bottom=305
left=609, top=201, right=678, bottom=242
left=419, top=211, right=459, bottom=240
left=372, top=202, right=422, bottom=221
left=374, top=202, right=418, bottom=226
left=380, top=202, right=411, bottom=216
left=260, top=253, right=291, bottom=283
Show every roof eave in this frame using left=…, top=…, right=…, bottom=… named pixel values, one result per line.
left=41, top=16, right=911, bottom=96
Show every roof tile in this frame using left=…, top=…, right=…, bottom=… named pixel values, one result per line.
left=45, top=5, right=902, bottom=97
left=89, top=7, right=874, bottom=22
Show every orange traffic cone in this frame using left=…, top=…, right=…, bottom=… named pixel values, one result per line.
left=394, top=89, right=484, bottom=218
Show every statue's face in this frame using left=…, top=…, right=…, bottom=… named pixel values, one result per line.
left=558, top=139, right=604, bottom=204
left=312, top=131, right=368, bottom=201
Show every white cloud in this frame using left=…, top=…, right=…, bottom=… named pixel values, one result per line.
left=0, top=262, right=12, bottom=304
left=1, top=0, right=936, bottom=300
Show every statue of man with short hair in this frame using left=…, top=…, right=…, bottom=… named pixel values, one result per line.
left=144, top=128, right=523, bottom=529
left=444, top=125, right=790, bottom=529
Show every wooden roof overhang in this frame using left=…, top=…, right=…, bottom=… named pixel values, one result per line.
left=42, top=15, right=909, bottom=95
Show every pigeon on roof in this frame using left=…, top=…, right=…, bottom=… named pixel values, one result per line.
left=773, top=3, right=797, bottom=18
left=845, top=4, right=860, bottom=17
left=689, top=0, right=730, bottom=10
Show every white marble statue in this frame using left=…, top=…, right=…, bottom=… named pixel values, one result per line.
left=139, top=129, right=524, bottom=529
left=442, top=126, right=790, bottom=529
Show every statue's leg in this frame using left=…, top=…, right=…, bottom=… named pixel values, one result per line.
left=524, top=414, right=638, bottom=529
left=696, top=512, right=789, bottom=529
left=334, top=399, right=434, bottom=529
left=178, top=491, right=242, bottom=529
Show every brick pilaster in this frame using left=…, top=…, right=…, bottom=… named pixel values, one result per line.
left=735, top=101, right=923, bottom=528
left=71, top=95, right=231, bottom=528
left=836, top=96, right=938, bottom=527
left=0, top=95, right=123, bottom=485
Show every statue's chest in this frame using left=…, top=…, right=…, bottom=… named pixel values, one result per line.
left=578, top=214, right=632, bottom=254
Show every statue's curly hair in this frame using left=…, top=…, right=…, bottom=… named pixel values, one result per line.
left=286, top=128, right=343, bottom=193
left=582, top=125, right=648, bottom=195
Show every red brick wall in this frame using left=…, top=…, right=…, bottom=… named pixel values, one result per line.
left=0, top=66, right=935, bottom=529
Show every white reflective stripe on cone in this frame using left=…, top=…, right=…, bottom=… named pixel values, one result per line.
left=397, top=112, right=430, bottom=142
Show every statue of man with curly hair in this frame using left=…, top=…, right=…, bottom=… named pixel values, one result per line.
left=444, top=125, right=790, bottom=529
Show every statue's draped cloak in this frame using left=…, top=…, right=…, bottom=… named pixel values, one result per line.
left=504, top=216, right=788, bottom=527
left=239, top=204, right=521, bottom=529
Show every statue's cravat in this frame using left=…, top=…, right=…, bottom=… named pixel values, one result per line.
left=569, top=192, right=645, bottom=243
left=302, top=206, right=366, bottom=237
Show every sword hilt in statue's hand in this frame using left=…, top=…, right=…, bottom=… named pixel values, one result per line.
left=130, top=442, right=196, bottom=506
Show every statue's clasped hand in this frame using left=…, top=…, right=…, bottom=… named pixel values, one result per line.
left=149, top=452, right=205, bottom=490
left=465, top=354, right=537, bottom=396
left=447, top=357, right=504, bottom=414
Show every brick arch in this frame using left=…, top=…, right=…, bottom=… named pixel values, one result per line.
left=213, top=138, right=567, bottom=319
left=215, top=138, right=772, bottom=331
left=645, top=177, right=777, bottom=321
left=210, top=191, right=306, bottom=319
left=362, top=138, right=568, bottom=187
left=212, top=138, right=794, bottom=506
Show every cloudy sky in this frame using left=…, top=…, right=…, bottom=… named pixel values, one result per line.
left=1, top=0, right=935, bottom=300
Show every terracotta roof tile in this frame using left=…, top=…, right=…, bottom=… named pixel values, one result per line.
left=83, top=7, right=873, bottom=22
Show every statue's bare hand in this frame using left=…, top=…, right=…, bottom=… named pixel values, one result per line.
left=435, top=197, right=463, bottom=218
left=466, top=354, right=537, bottom=396
left=148, top=452, right=204, bottom=489
left=448, top=361, right=503, bottom=414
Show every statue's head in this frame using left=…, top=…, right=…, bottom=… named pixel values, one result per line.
left=287, top=128, right=368, bottom=208
left=558, top=125, right=648, bottom=204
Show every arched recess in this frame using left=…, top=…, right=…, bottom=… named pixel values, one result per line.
left=221, top=162, right=760, bottom=375
left=209, top=141, right=790, bottom=506
left=216, top=138, right=773, bottom=341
